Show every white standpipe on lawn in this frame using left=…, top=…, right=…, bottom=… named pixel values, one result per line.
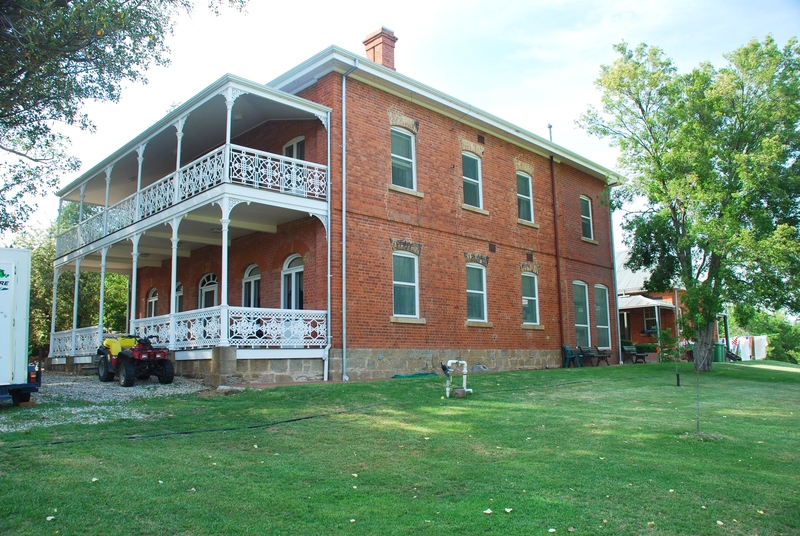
left=444, top=360, right=473, bottom=398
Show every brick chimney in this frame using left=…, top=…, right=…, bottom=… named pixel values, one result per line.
left=363, top=27, right=398, bottom=71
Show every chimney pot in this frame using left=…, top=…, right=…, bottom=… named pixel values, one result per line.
left=363, top=27, right=398, bottom=71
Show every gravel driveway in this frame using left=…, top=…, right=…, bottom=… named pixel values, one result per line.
left=0, top=372, right=208, bottom=434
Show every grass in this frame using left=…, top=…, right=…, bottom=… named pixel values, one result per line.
left=1, top=361, right=798, bottom=535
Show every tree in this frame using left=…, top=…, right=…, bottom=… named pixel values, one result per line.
left=0, top=0, right=247, bottom=232
left=580, top=37, right=800, bottom=371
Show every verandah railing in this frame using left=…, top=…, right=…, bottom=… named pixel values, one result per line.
left=49, top=307, right=328, bottom=357
left=56, top=145, right=328, bottom=257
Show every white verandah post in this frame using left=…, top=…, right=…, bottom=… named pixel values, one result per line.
left=169, top=217, right=182, bottom=349
left=70, top=257, right=82, bottom=356
left=129, top=234, right=141, bottom=335
left=97, top=248, right=108, bottom=346
left=48, top=267, right=61, bottom=358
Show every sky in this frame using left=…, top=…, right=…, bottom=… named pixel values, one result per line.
left=7, top=0, right=800, bottom=246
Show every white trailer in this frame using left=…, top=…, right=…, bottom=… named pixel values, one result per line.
left=0, top=248, right=40, bottom=405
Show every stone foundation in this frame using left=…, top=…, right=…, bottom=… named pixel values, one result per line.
left=327, top=348, right=561, bottom=381
left=45, top=347, right=563, bottom=385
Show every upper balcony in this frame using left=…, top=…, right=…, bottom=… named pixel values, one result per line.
left=54, top=75, right=332, bottom=263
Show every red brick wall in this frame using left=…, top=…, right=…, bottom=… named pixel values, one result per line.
left=298, top=74, right=617, bottom=354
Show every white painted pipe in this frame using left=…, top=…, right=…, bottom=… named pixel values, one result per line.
left=445, top=359, right=473, bottom=398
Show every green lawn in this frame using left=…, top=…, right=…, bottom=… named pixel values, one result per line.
left=1, top=362, right=798, bottom=535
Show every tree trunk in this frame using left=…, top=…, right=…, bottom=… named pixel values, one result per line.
left=693, top=322, right=715, bottom=372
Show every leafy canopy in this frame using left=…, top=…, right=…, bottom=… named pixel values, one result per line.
left=0, top=0, right=246, bottom=232
left=579, top=36, right=800, bottom=369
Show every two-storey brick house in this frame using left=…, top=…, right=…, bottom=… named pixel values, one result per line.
left=49, top=29, right=621, bottom=384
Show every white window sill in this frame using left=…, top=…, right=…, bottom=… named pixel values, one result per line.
left=390, top=316, right=427, bottom=324
left=517, top=219, right=540, bottom=229
left=521, top=324, right=545, bottom=330
left=462, top=204, right=489, bottom=216
left=465, top=320, right=493, bottom=328
left=581, top=237, right=599, bottom=245
left=388, top=184, right=424, bottom=198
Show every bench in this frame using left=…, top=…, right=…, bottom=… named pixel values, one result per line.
left=579, top=346, right=611, bottom=366
left=622, top=345, right=648, bottom=364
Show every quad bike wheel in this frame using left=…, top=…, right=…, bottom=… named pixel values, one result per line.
left=98, top=355, right=115, bottom=382
left=118, top=361, right=136, bottom=387
left=158, top=360, right=174, bottom=384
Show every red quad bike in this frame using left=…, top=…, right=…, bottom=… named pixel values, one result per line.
left=97, top=336, right=174, bottom=387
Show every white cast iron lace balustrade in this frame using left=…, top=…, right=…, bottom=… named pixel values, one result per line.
left=49, top=331, right=73, bottom=357
left=228, top=307, right=327, bottom=347
left=56, top=227, right=80, bottom=257
left=132, top=314, right=171, bottom=346
left=79, top=211, right=105, bottom=245
left=55, top=145, right=328, bottom=257
left=74, top=326, right=100, bottom=355
left=172, top=308, right=222, bottom=349
left=106, top=195, right=137, bottom=234
left=229, top=145, right=327, bottom=200
left=139, top=173, right=177, bottom=219
left=178, top=147, right=225, bottom=200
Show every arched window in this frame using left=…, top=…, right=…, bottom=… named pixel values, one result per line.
left=146, top=288, right=158, bottom=318
left=242, top=264, right=261, bottom=308
left=594, top=284, right=611, bottom=349
left=174, top=283, right=184, bottom=313
left=283, top=136, right=305, bottom=160
left=573, top=281, right=590, bottom=347
left=199, top=274, right=218, bottom=309
left=281, top=255, right=304, bottom=310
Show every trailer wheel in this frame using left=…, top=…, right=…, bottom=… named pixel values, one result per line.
left=118, top=361, right=136, bottom=387
left=158, top=360, right=174, bottom=384
left=11, top=391, right=31, bottom=406
left=98, top=356, right=115, bottom=382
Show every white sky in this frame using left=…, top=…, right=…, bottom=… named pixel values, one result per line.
left=7, top=0, right=799, bottom=247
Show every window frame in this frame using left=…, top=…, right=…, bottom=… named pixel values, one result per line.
left=517, top=172, right=534, bottom=223
left=580, top=195, right=594, bottom=240
left=174, top=283, right=183, bottom=313
left=462, top=152, right=483, bottom=209
left=573, top=281, right=591, bottom=347
left=198, top=273, right=218, bottom=309
left=281, top=254, right=304, bottom=310
left=390, top=127, right=416, bottom=191
left=146, top=288, right=158, bottom=318
left=392, top=251, right=419, bottom=318
left=521, top=272, right=539, bottom=325
left=242, top=264, right=261, bottom=308
left=466, top=263, right=488, bottom=322
left=644, top=307, right=658, bottom=332
left=594, top=284, right=611, bottom=349
left=283, top=136, right=306, bottom=160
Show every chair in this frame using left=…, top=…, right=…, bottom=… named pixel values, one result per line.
left=562, top=346, right=584, bottom=368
